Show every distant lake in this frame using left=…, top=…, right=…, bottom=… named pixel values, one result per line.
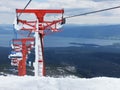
left=1, top=34, right=120, bottom=47
left=0, top=34, right=14, bottom=47
left=44, top=36, right=120, bottom=47
left=1, top=24, right=120, bottom=47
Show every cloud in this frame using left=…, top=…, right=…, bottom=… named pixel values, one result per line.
left=0, top=0, right=120, bottom=24
left=67, top=15, right=120, bottom=25
left=0, top=0, right=26, bottom=12
left=32, top=0, right=98, bottom=9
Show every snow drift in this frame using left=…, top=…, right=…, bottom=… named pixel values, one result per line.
left=0, top=76, right=120, bottom=90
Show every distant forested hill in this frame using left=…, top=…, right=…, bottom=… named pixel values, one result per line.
left=1, top=45, right=120, bottom=77
left=0, top=47, right=10, bottom=64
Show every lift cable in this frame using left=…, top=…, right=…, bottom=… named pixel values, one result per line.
left=13, top=0, right=32, bottom=40
left=18, top=0, right=32, bottom=18
left=16, top=1, right=120, bottom=25
left=64, top=5, right=120, bottom=19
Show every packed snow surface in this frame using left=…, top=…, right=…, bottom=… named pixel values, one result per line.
left=0, top=76, right=120, bottom=90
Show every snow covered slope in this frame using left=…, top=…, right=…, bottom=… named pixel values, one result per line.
left=0, top=76, right=120, bottom=90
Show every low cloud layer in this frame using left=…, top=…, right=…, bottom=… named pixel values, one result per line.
left=0, top=0, right=120, bottom=24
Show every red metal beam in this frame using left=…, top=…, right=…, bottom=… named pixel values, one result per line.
left=16, top=9, right=64, bottom=14
left=13, top=38, right=34, bottom=42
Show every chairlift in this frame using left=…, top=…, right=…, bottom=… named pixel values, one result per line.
left=8, top=51, right=23, bottom=59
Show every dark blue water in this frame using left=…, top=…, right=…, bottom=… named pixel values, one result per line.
left=1, top=24, right=120, bottom=47
left=44, top=36, right=120, bottom=47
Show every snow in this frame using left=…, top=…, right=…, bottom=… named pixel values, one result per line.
left=0, top=76, right=120, bottom=90
left=13, top=16, right=22, bottom=30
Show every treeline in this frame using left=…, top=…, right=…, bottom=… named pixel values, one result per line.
left=1, top=46, right=120, bottom=78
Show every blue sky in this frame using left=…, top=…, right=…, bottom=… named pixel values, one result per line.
left=0, top=0, right=120, bottom=24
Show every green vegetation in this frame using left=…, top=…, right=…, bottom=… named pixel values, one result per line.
left=1, top=45, right=120, bottom=78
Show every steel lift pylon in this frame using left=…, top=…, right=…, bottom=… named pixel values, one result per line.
left=9, top=38, right=35, bottom=76
left=9, top=9, right=64, bottom=76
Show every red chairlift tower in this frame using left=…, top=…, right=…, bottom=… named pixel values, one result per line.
left=9, top=38, right=34, bottom=76
left=9, top=9, right=64, bottom=76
